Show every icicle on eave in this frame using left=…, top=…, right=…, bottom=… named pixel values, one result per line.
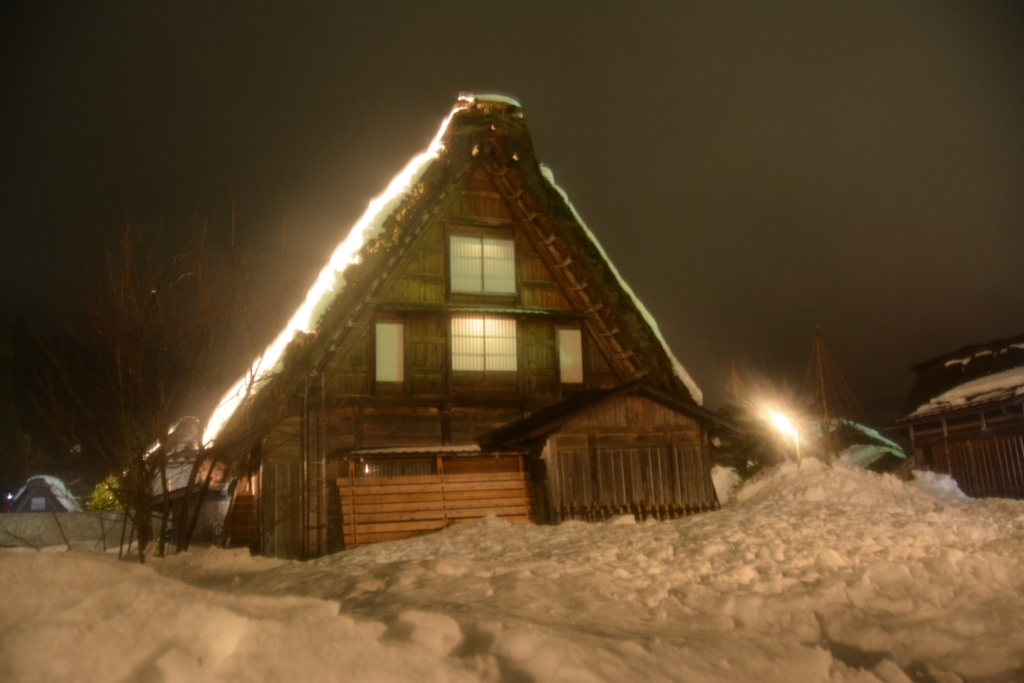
left=537, top=163, right=703, bottom=405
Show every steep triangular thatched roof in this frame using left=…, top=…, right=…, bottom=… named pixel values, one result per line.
left=204, top=94, right=702, bottom=448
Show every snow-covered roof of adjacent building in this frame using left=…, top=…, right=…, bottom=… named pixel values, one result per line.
left=897, top=332, right=1024, bottom=422
left=908, top=365, right=1024, bottom=419
left=204, top=94, right=702, bottom=446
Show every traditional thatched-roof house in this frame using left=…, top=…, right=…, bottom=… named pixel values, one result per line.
left=10, top=475, right=81, bottom=513
left=208, top=94, right=728, bottom=558
left=889, top=332, right=1024, bottom=499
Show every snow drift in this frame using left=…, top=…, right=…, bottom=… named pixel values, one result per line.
left=3, top=458, right=1023, bottom=682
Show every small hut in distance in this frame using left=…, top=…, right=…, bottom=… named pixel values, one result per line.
left=9, top=475, right=82, bottom=513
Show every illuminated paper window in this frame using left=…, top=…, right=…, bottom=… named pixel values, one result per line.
left=450, top=235, right=515, bottom=294
left=559, top=328, right=584, bottom=383
left=375, top=321, right=404, bottom=382
left=452, top=316, right=517, bottom=371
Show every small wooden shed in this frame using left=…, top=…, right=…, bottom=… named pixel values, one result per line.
left=481, top=382, right=723, bottom=522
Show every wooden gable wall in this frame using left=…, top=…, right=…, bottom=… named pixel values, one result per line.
left=306, top=158, right=627, bottom=450
left=383, top=221, right=446, bottom=305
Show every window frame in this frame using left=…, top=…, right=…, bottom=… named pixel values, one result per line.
left=450, top=315, right=518, bottom=376
left=374, top=318, right=405, bottom=388
left=448, top=228, right=517, bottom=299
left=558, top=327, right=585, bottom=384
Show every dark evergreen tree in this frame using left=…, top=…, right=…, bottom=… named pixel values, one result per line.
left=713, top=404, right=785, bottom=479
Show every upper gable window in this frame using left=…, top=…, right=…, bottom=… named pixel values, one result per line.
left=450, top=235, right=515, bottom=294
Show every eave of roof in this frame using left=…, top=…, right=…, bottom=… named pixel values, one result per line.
left=890, top=393, right=1024, bottom=427
left=479, top=381, right=732, bottom=448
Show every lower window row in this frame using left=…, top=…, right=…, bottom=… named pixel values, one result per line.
left=375, top=316, right=583, bottom=384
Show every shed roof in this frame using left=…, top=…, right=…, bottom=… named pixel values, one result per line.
left=479, top=381, right=733, bottom=448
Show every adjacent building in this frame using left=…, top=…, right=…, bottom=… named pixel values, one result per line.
left=889, top=333, right=1024, bottom=499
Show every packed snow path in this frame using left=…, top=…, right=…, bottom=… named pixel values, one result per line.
left=3, top=458, right=1023, bottom=682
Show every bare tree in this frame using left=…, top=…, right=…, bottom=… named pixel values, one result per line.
left=36, top=218, right=229, bottom=562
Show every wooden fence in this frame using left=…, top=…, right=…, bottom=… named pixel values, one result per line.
left=548, top=443, right=719, bottom=522
left=919, top=433, right=1024, bottom=499
left=337, top=471, right=538, bottom=548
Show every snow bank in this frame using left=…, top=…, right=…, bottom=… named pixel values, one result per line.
left=5, top=458, right=1024, bottom=682
left=907, top=470, right=969, bottom=500
left=0, top=551, right=480, bottom=683
left=711, top=465, right=742, bottom=504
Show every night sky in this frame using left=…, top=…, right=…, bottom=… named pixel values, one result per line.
left=2, top=2, right=1023, bottom=425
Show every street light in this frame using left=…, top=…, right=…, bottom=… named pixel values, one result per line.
left=767, top=410, right=801, bottom=461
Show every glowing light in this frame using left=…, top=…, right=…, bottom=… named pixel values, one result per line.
left=203, top=101, right=469, bottom=446
left=769, top=411, right=794, bottom=437
left=766, top=409, right=801, bottom=460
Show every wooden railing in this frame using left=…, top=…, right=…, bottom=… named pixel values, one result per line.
left=337, top=471, right=537, bottom=548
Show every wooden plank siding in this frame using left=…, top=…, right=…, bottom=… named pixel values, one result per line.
left=323, top=328, right=371, bottom=396
left=407, top=315, right=447, bottom=396
left=518, top=230, right=572, bottom=312
left=519, top=319, right=557, bottom=398
left=383, top=223, right=447, bottom=305
left=543, top=394, right=718, bottom=522
left=337, top=467, right=539, bottom=548
left=451, top=167, right=513, bottom=221
left=917, top=433, right=1024, bottom=500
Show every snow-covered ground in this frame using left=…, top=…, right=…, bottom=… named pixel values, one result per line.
left=3, top=458, right=1024, bottom=683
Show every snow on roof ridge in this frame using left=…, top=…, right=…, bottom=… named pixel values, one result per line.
left=538, top=163, right=703, bottom=405
left=203, top=103, right=464, bottom=445
left=459, top=92, right=522, bottom=108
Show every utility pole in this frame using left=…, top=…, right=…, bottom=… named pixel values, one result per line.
left=730, top=360, right=743, bottom=406
left=815, top=327, right=831, bottom=460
